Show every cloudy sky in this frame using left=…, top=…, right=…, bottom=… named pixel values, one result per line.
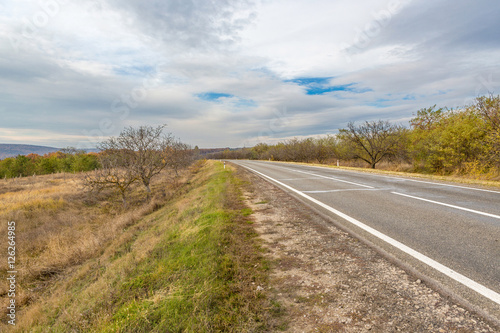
left=1, top=0, right=499, bottom=148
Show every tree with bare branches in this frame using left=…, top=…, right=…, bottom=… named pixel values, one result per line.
left=474, top=94, right=500, bottom=165
left=83, top=151, right=137, bottom=206
left=167, top=141, right=194, bottom=176
left=98, top=125, right=174, bottom=194
left=338, top=120, right=402, bottom=169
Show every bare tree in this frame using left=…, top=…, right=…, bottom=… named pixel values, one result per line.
left=338, top=120, right=402, bottom=169
left=474, top=94, right=500, bottom=164
left=475, top=94, right=500, bottom=132
left=60, top=147, right=86, bottom=155
left=99, top=125, right=174, bottom=194
left=84, top=125, right=194, bottom=203
left=167, top=141, right=193, bottom=176
left=83, top=152, right=137, bottom=206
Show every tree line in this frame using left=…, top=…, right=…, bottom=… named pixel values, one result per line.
left=209, top=94, right=500, bottom=176
left=0, top=148, right=100, bottom=178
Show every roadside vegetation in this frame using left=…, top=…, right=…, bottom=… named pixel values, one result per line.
left=0, top=160, right=278, bottom=332
left=1, top=125, right=279, bottom=331
left=210, top=94, right=500, bottom=180
left=0, top=148, right=100, bottom=179
left=83, top=125, right=192, bottom=206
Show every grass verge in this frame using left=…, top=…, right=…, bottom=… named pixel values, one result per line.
left=9, top=161, right=277, bottom=332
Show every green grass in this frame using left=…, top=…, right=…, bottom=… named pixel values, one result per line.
left=23, top=161, right=280, bottom=332
left=241, top=208, right=254, bottom=216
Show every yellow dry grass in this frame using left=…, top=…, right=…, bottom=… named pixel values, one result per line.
left=0, top=168, right=192, bottom=327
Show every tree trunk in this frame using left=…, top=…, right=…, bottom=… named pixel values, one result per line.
left=142, top=179, right=151, bottom=193
left=121, top=193, right=127, bottom=207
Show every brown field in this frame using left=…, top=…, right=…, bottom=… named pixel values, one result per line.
left=0, top=166, right=192, bottom=325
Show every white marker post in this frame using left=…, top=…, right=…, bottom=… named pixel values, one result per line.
left=224, top=161, right=226, bottom=169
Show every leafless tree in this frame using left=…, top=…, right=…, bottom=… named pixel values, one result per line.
left=475, top=94, right=500, bottom=131
left=60, top=147, right=86, bottom=155
left=84, top=125, right=194, bottom=202
left=167, top=141, right=193, bottom=176
left=83, top=151, right=137, bottom=206
left=98, top=125, right=174, bottom=194
left=338, top=120, right=402, bottom=169
left=474, top=94, right=500, bottom=165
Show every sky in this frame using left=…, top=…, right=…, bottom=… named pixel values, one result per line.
left=1, top=0, right=499, bottom=149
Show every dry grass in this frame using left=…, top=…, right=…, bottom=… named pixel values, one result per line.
left=0, top=160, right=275, bottom=332
left=0, top=167, right=192, bottom=325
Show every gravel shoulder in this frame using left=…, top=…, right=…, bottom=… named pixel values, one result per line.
left=236, top=165, right=498, bottom=332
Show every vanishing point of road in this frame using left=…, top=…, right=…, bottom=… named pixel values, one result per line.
left=231, top=160, right=500, bottom=324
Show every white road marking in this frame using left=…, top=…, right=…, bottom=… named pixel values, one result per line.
left=392, top=192, right=500, bottom=220
left=241, top=164, right=500, bottom=306
left=303, top=189, right=379, bottom=193
left=284, top=167, right=374, bottom=189
left=277, top=177, right=321, bottom=181
left=290, top=162, right=500, bottom=194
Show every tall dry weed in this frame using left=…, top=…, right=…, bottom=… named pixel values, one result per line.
left=0, top=168, right=191, bottom=319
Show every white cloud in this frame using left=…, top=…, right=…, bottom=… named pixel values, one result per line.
left=0, top=0, right=499, bottom=148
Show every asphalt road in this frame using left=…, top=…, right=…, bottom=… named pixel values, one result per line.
left=231, top=160, right=500, bottom=322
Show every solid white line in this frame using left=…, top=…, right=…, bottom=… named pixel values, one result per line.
left=392, top=192, right=500, bottom=220
left=285, top=167, right=374, bottom=189
left=242, top=164, right=500, bottom=306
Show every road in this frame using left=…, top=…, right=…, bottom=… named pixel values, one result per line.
left=231, top=160, right=500, bottom=322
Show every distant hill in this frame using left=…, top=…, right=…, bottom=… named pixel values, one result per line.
left=0, top=144, right=60, bottom=159
left=197, top=148, right=230, bottom=156
left=0, top=144, right=100, bottom=159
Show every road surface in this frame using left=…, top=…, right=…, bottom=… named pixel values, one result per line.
left=231, top=160, right=500, bottom=323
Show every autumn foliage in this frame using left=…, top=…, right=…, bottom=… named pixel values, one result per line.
left=0, top=149, right=99, bottom=178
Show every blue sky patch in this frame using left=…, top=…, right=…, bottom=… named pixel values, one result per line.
left=196, top=93, right=257, bottom=108
left=197, top=92, right=234, bottom=101
left=289, top=77, right=333, bottom=86
left=288, top=77, right=371, bottom=95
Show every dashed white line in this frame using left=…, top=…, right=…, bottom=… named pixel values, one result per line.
left=392, top=192, right=500, bottom=220
left=241, top=164, right=500, bottom=306
left=290, top=162, right=500, bottom=194
left=303, top=189, right=379, bottom=193
left=277, top=177, right=321, bottom=181
left=285, top=167, right=374, bottom=189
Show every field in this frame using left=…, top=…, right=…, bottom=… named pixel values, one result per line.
left=0, top=161, right=278, bottom=331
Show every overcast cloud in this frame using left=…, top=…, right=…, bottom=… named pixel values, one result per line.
left=0, top=0, right=499, bottom=148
